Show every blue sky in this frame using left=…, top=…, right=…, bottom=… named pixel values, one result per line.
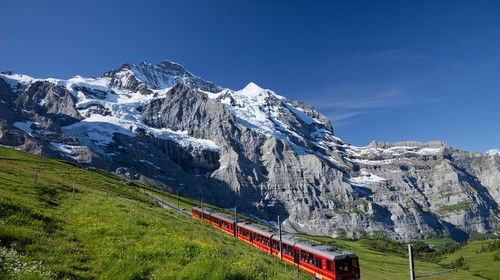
left=1, top=1, right=499, bottom=152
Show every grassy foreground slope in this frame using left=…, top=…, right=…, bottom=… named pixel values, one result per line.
left=438, top=240, right=500, bottom=280
left=0, top=146, right=309, bottom=280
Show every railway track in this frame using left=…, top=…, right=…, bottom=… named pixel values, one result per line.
left=144, top=192, right=191, bottom=216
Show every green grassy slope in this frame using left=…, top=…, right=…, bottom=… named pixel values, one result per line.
left=0, top=146, right=309, bottom=280
left=438, top=240, right=500, bottom=280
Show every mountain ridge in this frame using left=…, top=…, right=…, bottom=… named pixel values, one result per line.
left=0, top=60, right=498, bottom=241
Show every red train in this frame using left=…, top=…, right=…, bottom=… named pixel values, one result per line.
left=192, top=206, right=360, bottom=280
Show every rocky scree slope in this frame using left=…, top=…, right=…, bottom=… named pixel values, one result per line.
left=0, top=61, right=498, bottom=241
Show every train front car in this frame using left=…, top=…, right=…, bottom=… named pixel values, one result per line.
left=333, top=254, right=360, bottom=280
left=284, top=236, right=360, bottom=280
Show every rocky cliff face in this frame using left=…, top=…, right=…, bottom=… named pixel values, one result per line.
left=0, top=62, right=498, bottom=241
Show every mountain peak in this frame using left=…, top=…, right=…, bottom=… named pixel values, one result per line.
left=103, top=60, right=222, bottom=93
left=239, top=82, right=267, bottom=96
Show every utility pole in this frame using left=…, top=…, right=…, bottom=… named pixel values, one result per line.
left=176, top=189, right=180, bottom=211
left=201, top=199, right=204, bottom=219
left=408, top=244, right=415, bottom=280
left=278, top=215, right=283, bottom=260
left=234, top=206, right=238, bottom=237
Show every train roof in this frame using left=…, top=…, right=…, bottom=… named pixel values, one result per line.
left=240, top=222, right=279, bottom=237
left=192, top=206, right=244, bottom=223
left=282, top=235, right=356, bottom=260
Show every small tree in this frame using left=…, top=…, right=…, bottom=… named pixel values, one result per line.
left=451, top=256, right=468, bottom=270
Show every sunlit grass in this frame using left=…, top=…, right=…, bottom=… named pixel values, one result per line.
left=0, top=146, right=309, bottom=279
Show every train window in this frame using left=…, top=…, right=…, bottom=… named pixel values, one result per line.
left=335, top=259, right=352, bottom=273
left=301, top=250, right=307, bottom=262
left=308, top=252, right=314, bottom=264
left=326, top=260, right=333, bottom=271
left=282, top=244, right=287, bottom=254
left=315, top=256, right=322, bottom=269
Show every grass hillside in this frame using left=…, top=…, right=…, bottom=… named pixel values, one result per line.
left=0, top=145, right=498, bottom=280
left=0, top=146, right=309, bottom=280
left=438, top=240, right=500, bottom=280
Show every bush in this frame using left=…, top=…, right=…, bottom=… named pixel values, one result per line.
left=450, top=256, right=468, bottom=270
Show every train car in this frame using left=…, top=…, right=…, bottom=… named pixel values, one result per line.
left=192, top=206, right=360, bottom=280
left=281, top=235, right=360, bottom=280
left=237, top=222, right=278, bottom=253
left=192, top=206, right=236, bottom=235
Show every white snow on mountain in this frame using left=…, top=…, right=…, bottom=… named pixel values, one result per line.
left=219, top=82, right=286, bottom=137
left=2, top=65, right=329, bottom=157
left=0, top=61, right=454, bottom=166
left=2, top=69, right=220, bottom=155
left=50, top=142, right=85, bottom=160
left=485, top=149, right=500, bottom=156
left=349, top=170, right=387, bottom=186
left=207, top=82, right=330, bottom=147
left=0, top=73, right=35, bottom=89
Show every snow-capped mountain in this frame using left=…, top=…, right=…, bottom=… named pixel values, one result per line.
left=0, top=61, right=499, bottom=241
left=486, top=149, right=500, bottom=157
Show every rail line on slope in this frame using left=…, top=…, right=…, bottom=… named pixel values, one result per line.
left=143, top=192, right=191, bottom=217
